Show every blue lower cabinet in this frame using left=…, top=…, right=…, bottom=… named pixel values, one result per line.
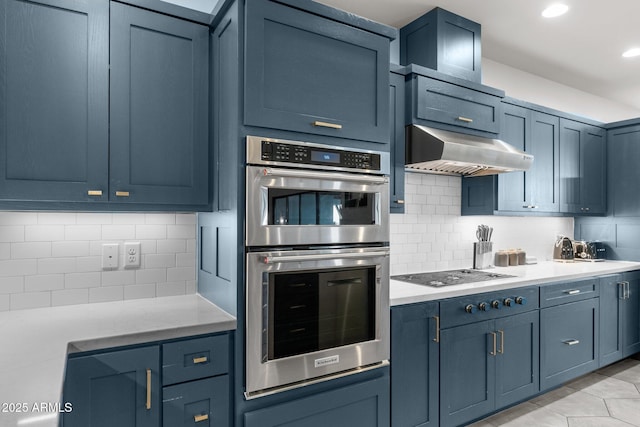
left=440, top=320, right=495, bottom=427
left=440, top=311, right=539, bottom=427
left=622, top=271, right=640, bottom=358
left=163, top=376, right=229, bottom=427
left=391, top=302, right=439, bottom=427
left=540, top=298, right=599, bottom=390
left=600, top=274, right=625, bottom=366
left=62, top=346, right=161, bottom=427
left=243, top=375, right=390, bottom=427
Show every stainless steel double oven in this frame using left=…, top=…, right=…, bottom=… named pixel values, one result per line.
left=244, top=135, right=390, bottom=397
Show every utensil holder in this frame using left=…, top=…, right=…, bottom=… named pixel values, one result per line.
left=473, top=242, right=493, bottom=269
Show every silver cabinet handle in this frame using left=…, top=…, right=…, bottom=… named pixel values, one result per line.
left=262, top=250, right=389, bottom=264
left=565, top=289, right=581, bottom=295
left=433, top=316, right=440, bottom=343
left=522, top=205, right=539, bottom=209
left=564, top=339, right=580, bottom=346
left=395, top=199, right=405, bottom=204
left=313, top=120, right=342, bottom=129
left=457, top=116, right=473, bottom=123
left=262, top=167, right=388, bottom=184
left=619, top=282, right=626, bottom=300
left=624, top=281, right=630, bottom=299
left=498, top=330, right=505, bottom=354
left=145, top=369, right=152, bottom=410
left=489, top=332, right=497, bottom=356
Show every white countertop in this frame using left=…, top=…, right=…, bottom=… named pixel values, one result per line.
left=390, top=260, right=640, bottom=306
left=0, top=294, right=236, bottom=427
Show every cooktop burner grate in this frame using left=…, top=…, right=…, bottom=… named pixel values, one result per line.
left=391, top=269, right=516, bottom=287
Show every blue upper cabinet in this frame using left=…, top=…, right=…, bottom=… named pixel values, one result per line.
left=400, top=7, right=482, bottom=83
left=109, top=2, right=209, bottom=206
left=559, top=119, right=606, bottom=215
left=407, top=69, right=503, bottom=136
left=244, top=0, right=392, bottom=145
left=0, top=0, right=109, bottom=202
left=608, top=124, right=640, bottom=217
left=528, top=110, right=560, bottom=212
left=0, top=0, right=209, bottom=209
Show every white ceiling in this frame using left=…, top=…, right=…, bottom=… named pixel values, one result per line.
left=165, top=0, right=640, bottom=113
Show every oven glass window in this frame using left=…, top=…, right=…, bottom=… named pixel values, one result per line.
left=269, top=189, right=376, bottom=226
left=267, top=267, right=376, bottom=360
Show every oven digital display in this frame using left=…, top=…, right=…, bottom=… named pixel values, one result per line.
left=311, top=150, right=340, bottom=163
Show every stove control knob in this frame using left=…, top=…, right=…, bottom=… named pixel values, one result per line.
left=478, top=302, right=490, bottom=311
left=491, top=300, right=502, bottom=309
left=504, top=298, right=513, bottom=307
left=515, top=296, right=527, bottom=305
left=465, top=304, right=477, bottom=314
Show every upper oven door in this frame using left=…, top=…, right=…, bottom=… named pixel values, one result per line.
left=246, top=165, right=389, bottom=247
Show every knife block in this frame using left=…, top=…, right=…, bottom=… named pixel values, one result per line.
left=473, top=242, right=493, bottom=269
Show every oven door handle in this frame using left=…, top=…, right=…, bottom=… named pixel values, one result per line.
left=262, top=251, right=389, bottom=264
left=262, top=167, right=388, bottom=185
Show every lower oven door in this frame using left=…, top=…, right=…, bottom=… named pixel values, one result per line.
left=245, top=165, right=389, bottom=247
left=245, top=246, right=390, bottom=397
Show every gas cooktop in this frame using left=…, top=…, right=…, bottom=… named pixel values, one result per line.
left=391, top=269, right=516, bottom=287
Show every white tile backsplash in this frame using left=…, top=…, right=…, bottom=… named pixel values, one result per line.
left=0, top=212, right=197, bottom=311
left=390, top=172, right=574, bottom=276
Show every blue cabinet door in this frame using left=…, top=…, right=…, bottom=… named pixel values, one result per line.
left=529, top=111, right=560, bottom=212
left=110, top=2, right=209, bottom=206
left=599, top=274, right=624, bottom=366
left=497, top=103, right=530, bottom=212
left=622, top=271, right=640, bottom=357
left=0, top=0, right=109, bottom=202
left=609, top=124, right=640, bottom=217
left=62, top=346, right=160, bottom=427
left=494, top=311, right=539, bottom=409
left=244, top=0, right=390, bottom=144
left=413, top=76, right=501, bottom=135
left=440, top=320, right=495, bottom=427
left=390, top=71, right=406, bottom=213
left=163, top=376, right=229, bottom=427
left=540, top=298, right=599, bottom=390
left=243, top=374, right=390, bottom=427
left=391, top=302, right=439, bottom=427
left=559, top=119, right=606, bottom=215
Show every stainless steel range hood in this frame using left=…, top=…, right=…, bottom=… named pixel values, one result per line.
left=406, top=125, right=534, bottom=176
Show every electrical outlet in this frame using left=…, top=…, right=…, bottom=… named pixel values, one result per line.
left=102, top=243, right=119, bottom=270
left=124, top=242, right=141, bottom=269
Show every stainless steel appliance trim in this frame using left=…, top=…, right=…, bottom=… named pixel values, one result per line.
left=244, top=360, right=389, bottom=400
left=246, top=165, right=390, bottom=247
left=262, top=167, right=389, bottom=184
left=245, top=247, right=390, bottom=395
left=246, top=135, right=391, bottom=175
left=262, top=250, right=390, bottom=264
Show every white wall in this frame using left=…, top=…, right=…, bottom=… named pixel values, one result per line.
left=390, top=172, right=574, bottom=276
left=0, top=212, right=197, bottom=312
left=482, top=58, right=640, bottom=123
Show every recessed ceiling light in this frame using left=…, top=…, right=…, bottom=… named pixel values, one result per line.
left=542, top=3, right=569, bottom=18
left=622, top=48, right=640, bottom=58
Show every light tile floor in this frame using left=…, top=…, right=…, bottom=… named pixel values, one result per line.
left=469, top=357, right=640, bottom=427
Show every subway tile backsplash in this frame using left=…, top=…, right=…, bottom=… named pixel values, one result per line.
left=390, top=173, right=574, bottom=276
left=0, top=212, right=197, bottom=311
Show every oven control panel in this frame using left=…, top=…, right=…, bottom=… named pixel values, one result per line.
left=260, top=141, right=381, bottom=171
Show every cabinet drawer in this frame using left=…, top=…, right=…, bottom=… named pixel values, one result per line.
left=540, top=298, right=598, bottom=389
left=163, top=376, right=229, bottom=427
left=162, top=334, right=229, bottom=386
left=540, top=278, right=599, bottom=307
left=415, top=76, right=501, bottom=134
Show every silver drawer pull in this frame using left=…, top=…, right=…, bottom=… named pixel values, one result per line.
left=457, top=116, right=473, bottom=123
left=313, top=120, right=342, bottom=129
left=565, top=289, right=581, bottom=295
left=522, top=205, right=539, bottom=209
left=193, top=356, right=208, bottom=364
left=564, top=339, right=580, bottom=346
left=194, top=414, right=209, bottom=422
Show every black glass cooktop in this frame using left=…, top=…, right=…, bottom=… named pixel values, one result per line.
left=391, top=269, right=515, bottom=287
